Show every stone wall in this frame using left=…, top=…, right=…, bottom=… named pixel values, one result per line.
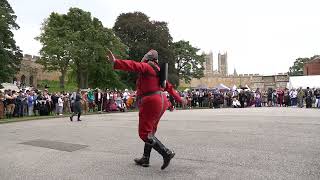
left=180, top=75, right=252, bottom=88
left=14, top=54, right=61, bottom=88
left=180, top=74, right=289, bottom=91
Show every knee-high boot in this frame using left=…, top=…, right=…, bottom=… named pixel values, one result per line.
left=134, top=143, right=152, bottom=167
left=147, top=134, right=175, bottom=170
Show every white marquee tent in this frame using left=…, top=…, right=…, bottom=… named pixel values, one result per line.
left=0, top=83, right=20, bottom=92
left=287, top=75, right=320, bottom=89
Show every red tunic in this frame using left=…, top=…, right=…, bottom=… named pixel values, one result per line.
left=114, top=59, right=182, bottom=141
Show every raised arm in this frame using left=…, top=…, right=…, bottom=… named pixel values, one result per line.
left=113, top=59, right=154, bottom=74
left=106, top=49, right=154, bottom=74
left=165, top=82, right=182, bottom=103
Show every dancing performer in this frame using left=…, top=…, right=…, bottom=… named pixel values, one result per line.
left=106, top=49, right=185, bottom=170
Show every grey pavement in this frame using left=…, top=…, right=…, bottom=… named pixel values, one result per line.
left=0, top=108, right=320, bottom=180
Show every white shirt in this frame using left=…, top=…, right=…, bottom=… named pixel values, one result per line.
left=123, top=92, right=130, bottom=99
left=98, top=92, right=101, bottom=100
left=58, top=97, right=63, bottom=107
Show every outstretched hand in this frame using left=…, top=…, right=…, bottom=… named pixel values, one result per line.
left=106, top=49, right=115, bottom=63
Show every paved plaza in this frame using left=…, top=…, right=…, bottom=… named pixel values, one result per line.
left=0, top=108, right=319, bottom=180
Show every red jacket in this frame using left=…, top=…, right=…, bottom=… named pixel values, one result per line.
left=114, top=59, right=182, bottom=103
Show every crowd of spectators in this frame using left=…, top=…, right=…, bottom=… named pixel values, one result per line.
left=0, top=86, right=319, bottom=120
left=0, top=88, right=134, bottom=119
left=176, top=87, right=320, bottom=109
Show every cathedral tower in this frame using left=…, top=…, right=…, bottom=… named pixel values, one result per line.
left=218, top=52, right=228, bottom=76
left=204, top=51, right=213, bottom=75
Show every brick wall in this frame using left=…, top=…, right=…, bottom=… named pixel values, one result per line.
left=304, top=62, right=320, bottom=75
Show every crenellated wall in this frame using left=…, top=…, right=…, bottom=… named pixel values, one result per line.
left=14, top=54, right=61, bottom=88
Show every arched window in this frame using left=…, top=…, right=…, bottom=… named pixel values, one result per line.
left=21, top=75, right=26, bottom=86
left=29, top=76, right=34, bottom=87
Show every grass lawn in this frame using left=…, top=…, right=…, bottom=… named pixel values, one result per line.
left=37, top=80, right=78, bottom=93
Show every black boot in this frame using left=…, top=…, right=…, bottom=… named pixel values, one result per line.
left=77, top=113, right=81, bottom=121
left=134, top=143, right=152, bottom=167
left=70, top=114, right=73, bottom=121
left=147, top=134, right=175, bottom=170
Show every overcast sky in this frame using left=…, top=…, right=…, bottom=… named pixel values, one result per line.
left=8, top=0, right=320, bottom=75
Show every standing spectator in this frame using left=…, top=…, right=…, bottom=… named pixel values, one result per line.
left=95, top=89, right=103, bottom=112
left=63, top=93, right=71, bottom=114
left=70, top=91, right=77, bottom=113
left=272, top=90, right=277, bottom=106
left=81, top=91, right=89, bottom=114
left=51, top=92, right=59, bottom=115
left=199, top=90, right=204, bottom=107
left=87, top=89, right=95, bottom=112
left=5, top=90, right=16, bottom=118
left=14, top=91, right=24, bottom=117
left=255, top=88, right=262, bottom=107
left=0, top=91, right=4, bottom=119
left=290, top=89, right=298, bottom=107
left=314, top=89, right=320, bottom=108
left=27, top=91, right=34, bottom=116
left=305, top=87, right=313, bottom=108
left=239, top=90, right=246, bottom=108
left=277, top=89, right=284, bottom=107
left=57, top=94, right=63, bottom=115
left=283, top=89, right=290, bottom=107
left=33, top=91, right=39, bottom=116
left=103, top=90, right=110, bottom=112
left=123, top=89, right=130, bottom=105
left=267, top=89, right=273, bottom=107
left=297, top=88, right=305, bottom=108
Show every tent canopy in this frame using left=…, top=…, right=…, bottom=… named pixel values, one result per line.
left=287, top=75, right=320, bottom=89
left=232, top=85, right=237, bottom=90
left=213, top=83, right=230, bottom=90
left=0, top=83, right=19, bottom=92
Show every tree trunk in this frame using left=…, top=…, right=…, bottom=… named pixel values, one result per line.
left=78, top=71, right=88, bottom=89
left=59, top=70, right=66, bottom=89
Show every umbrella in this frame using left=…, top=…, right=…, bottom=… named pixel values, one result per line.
left=240, top=86, right=248, bottom=90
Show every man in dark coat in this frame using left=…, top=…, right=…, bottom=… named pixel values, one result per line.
left=70, top=90, right=82, bottom=121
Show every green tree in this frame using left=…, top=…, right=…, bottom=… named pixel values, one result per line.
left=0, top=0, right=22, bottom=83
left=172, top=40, right=205, bottom=84
left=37, top=12, right=71, bottom=89
left=113, top=12, right=178, bottom=87
left=288, top=55, right=319, bottom=76
left=37, top=8, right=127, bottom=89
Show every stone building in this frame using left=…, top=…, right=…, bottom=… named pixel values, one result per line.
left=304, top=57, right=320, bottom=75
left=180, top=52, right=289, bottom=90
left=218, top=52, right=228, bottom=76
left=13, top=54, right=61, bottom=88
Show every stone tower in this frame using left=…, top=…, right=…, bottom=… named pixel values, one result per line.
left=218, top=52, right=228, bottom=76
left=204, top=51, right=213, bottom=75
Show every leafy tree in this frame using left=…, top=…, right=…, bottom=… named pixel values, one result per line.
left=0, top=0, right=22, bottom=83
left=288, top=55, right=319, bottom=76
left=37, top=8, right=127, bottom=89
left=113, top=12, right=178, bottom=87
left=37, top=12, right=71, bottom=89
left=172, top=40, right=205, bottom=84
